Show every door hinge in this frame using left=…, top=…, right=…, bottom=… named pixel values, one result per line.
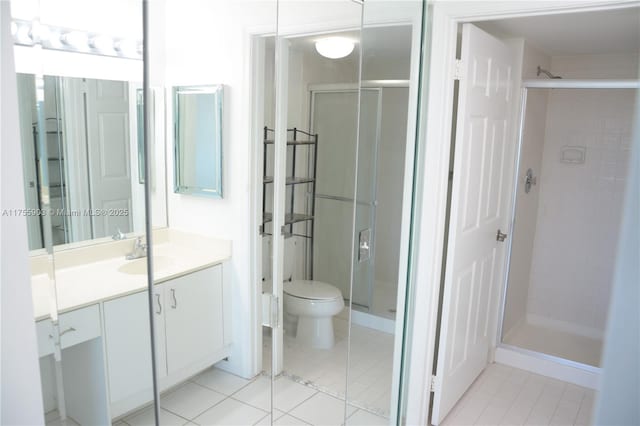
left=430, top=375, right=437, bottom=392
left=261, top=293, right=279, bottom=328
left=453, top=59, right=464, bottom=81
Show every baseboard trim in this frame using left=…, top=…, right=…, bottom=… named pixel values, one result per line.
left=495, top=344, right=600, bottom=389
left=351, top=309, right=395, bottom=334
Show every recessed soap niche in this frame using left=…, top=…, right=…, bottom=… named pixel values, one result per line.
left=560, top=145, right=587, bottom=164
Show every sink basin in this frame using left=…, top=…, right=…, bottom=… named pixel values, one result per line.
left=118, top=256, right=176, bottom=275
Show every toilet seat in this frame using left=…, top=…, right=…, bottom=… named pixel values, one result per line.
left=284, top=280, right=341, bottom=301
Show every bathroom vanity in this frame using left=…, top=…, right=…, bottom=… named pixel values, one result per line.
left=31, top=229, right=232, bottom=423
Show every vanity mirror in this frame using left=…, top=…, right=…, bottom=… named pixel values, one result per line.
left=173, top=84, right=224, bottom=198
left=17, top=74, right=165, bottom=250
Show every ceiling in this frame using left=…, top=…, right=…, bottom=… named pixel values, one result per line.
left=476, top=7, right=640, bottom=56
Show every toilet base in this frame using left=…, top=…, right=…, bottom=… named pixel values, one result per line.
left=296, top=316, right=335, bottom=349
left=284, top=312, right=297, bottom=337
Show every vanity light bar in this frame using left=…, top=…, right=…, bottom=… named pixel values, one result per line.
left=11, top=19, right=142, bottom=60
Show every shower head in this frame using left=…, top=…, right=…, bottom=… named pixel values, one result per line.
left=537, top=66, right=562, bottom=79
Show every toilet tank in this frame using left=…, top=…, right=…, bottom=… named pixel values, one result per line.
left=283, top=237, right=297, bottom=280
left=264, top=237, right=302, bottom=281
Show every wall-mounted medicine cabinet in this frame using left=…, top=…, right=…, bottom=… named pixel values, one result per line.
left=173, top=84, right=224, bottom=198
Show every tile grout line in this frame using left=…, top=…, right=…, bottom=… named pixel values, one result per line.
left=548, top=382, right=574, bottom=425
left=495, top=370, right=532, bottom=425
left=189, top=374, right=258, bottom=399
left=252, top=411, right=272, bottom=426
left=469, top=367, right=513, bottom=425
left=282, top=385, right=321, bottom=414
left=571, top=390, right=589, bottom=426
left=161, top=382, right=232, bottom=424
left=522, top=378, right=565, bottom=425
left=520, top=373, right=547, bottom=425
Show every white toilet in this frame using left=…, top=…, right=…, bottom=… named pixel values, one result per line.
left=283, top=279, right=344, bottom=349
left=264, top=238, right=344, bottom=350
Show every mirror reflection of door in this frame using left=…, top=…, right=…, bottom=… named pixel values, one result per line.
left=17, top=75, right=138, bottom=249
left=84, top=78, right=133, bottom=238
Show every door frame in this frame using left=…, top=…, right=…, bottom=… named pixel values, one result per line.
left=404, top=1, right=640, bottom=425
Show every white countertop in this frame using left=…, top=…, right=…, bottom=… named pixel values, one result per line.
left=31, top=229, right=231, bottom=321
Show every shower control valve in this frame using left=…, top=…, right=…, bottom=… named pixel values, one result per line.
left=524, top=168, right=537, bottom=194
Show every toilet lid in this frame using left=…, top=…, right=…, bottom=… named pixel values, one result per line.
left=283, top=280, right=342, bottom=300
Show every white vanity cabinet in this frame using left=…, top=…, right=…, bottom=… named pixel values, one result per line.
left=103, top=291, right=155, bottom=416
left=36, top=304, right=110, bottom=425
left=164, top=265, right=224, bottom=374
left=104, top=264, right=229, bottom=418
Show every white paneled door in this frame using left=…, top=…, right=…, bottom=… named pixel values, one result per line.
left=431, top=24, right=517, bottom=424
left=85, top=79, right=133, bottom=237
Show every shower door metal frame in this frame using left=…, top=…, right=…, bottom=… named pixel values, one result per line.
left=496, top=78, right=640, bottom=357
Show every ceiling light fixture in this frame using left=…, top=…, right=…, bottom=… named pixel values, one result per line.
left=11, top=19, right=142, bottom=59
left=315, top=37, right=355, bottom=59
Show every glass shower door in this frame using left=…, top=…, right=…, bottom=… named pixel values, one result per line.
left=352, top=89, right=381, bottom=310
left=312, top=90, right=359, bottom=300
left=311, top=89, right=380, bottom=309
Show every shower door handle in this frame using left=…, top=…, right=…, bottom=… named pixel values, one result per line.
left=358, top=228, right=372, bottom=262
left=496, top=229, right=508, bottom=242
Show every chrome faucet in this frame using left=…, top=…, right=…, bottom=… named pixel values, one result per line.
left=126, top=237, right=147, bottom=260
left=112, top=227, right=126, bottom=241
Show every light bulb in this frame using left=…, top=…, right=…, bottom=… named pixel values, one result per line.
left=90, top=35, right=114, bottom=53
left=15, top=23, right=32, bottom=44
left=61, top=31, right=89, bottom=50
left=47, top=29, right=63, bottom=49
left=315, top=37, right=355, bottom=59
left=29, top=22, right=50, bottom=43
left=114, top=39, right=138, bottom=57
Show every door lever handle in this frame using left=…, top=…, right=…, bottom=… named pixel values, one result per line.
left=496, top=229, right=508, bottom=242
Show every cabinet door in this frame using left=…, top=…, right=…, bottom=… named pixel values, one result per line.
left=103, top=291, right=156, bottom=410
left=165, top=266, right=224, bottom=374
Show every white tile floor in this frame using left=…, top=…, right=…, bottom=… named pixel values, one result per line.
left=45, top=363, right=594, bottom=426
left=441, top=363, right=596, bottom=426
left=114, top=368, right=387, bottom=426
left=503, top=322, right=602, bottom=367
left=263, top=308, right=395, bottom=417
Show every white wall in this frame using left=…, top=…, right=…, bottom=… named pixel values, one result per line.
left=502, top=42, right=550, bottom=338
left=1, top=1, right=46, bottom=423
left=162, top=0, right=279, bottom=378
left=594, top=79, right=639, bottom=426
left=526, top=54, right=638, bottom=337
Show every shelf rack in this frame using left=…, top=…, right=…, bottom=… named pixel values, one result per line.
left=262, top=127, right=318, bottom=278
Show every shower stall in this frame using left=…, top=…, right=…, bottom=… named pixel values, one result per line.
left=497, top=78, right=638, bottom=384
left=311, top=85, right=409, bottom=320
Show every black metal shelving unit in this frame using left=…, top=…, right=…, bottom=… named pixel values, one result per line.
left=262, top=127, right=318, bottom=279
left=33, top=116, right=68, bottom=246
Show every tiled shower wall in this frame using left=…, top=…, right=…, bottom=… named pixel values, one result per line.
left=524, top=54, right=638, bottom=337
left=502, top=42, right=550, bottom=339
